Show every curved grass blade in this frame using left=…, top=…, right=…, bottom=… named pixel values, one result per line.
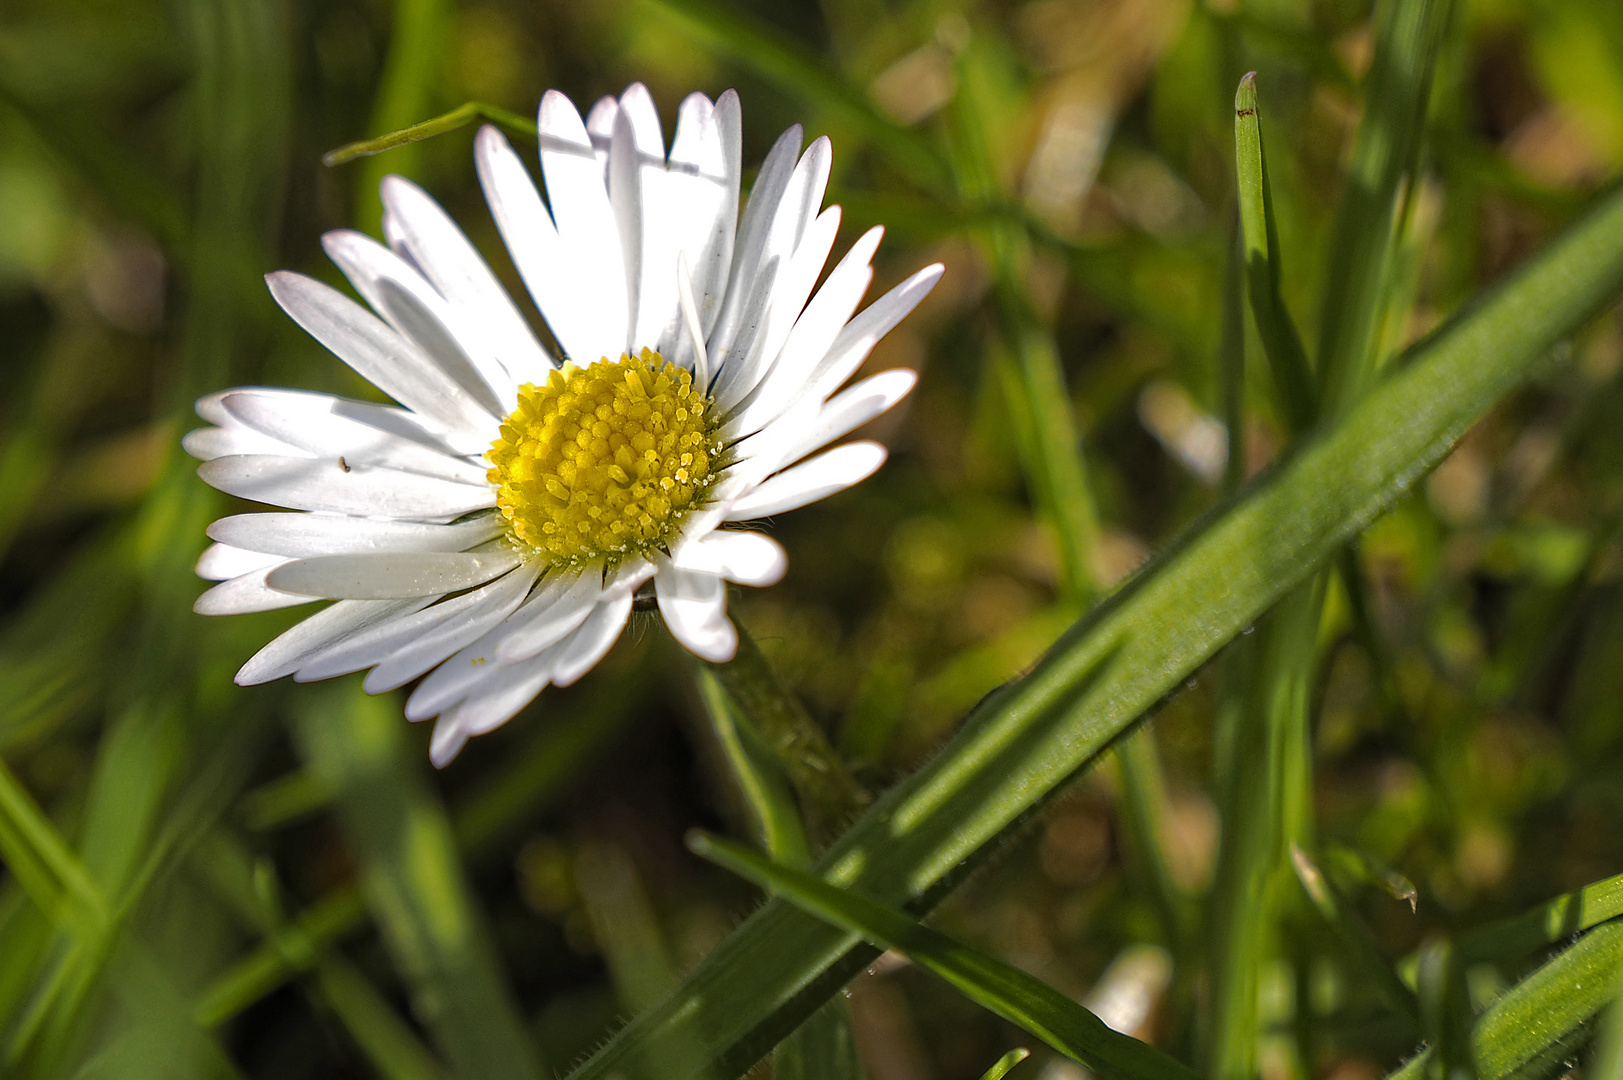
left=689, top=832, right=1200, bottom=1080
left=1234, top=72, right=1315, bottom=433
left=323, top=100, right=535, bottom=166
left=981, top=1047, right=1032, bottom=1080
left=566, top=183, right=1623, bottom=1080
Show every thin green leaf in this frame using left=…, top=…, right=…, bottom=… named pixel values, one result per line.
left=566, top=172, right=1623, bottom=1080
left=1458, top=870, right=1623, bottom=963
left=689, top=832, right=1201, bottom=1080
left=323, top=100, right=535, bottom=167
left=1388, top=919, right=1623, bottom=1080
left=1234, top=72, right=1315, bottom=433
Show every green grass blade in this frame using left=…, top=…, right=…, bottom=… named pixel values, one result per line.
left=689, top=832, right=1200, bottom=1080
left=1316, top=0, right=1452, bottom=417
left=354, top=0, right=452, bottom=233
left=324, top=100, right=534, bottom=166
left=563, top=178, right=1623, bottom=1080
left=1593, top=968, right=1623, bottom=1080
left=1234, top=72, right=1316, bottom=433
left=1457, top=871, right=1623, bottom=963
left=294, top=684, right=543, bottom=1080
left=642, top=0, right=952, bottom=193
left=1389, top=919, right=1623, bottom=1080
left=980, top=1048, right=1032, bottom=1080
left=697, top=667, right=812, bottom=869
left=694, top=668, right=857, bottom=1078
left=704, top=619, right=866, bottom=836
left=1290, top=845, right=1418, bottom=1025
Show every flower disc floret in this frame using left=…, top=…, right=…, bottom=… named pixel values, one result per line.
left=487, top=349, right=717, bottom=566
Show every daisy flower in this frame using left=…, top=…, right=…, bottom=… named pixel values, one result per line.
left=187, top=84, right=942, bottom=766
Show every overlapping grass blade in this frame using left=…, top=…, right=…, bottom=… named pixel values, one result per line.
left=1388, top=919, right=1623, bottom=1080
left=690, top=832, right=1200, bottom=1080
left=565, top=175, right=1623, bottom=1080
left=980, top=1048, right=1032, bottom=1080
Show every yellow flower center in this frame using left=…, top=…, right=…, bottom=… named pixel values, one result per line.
left=487, top=349, right=718, bottom=566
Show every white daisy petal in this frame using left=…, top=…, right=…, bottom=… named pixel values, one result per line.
left=804, top=263, right=944, bottom=405
left=551, top=590, right=635, bottom=687
left=746, top=368, right=918, bottom=472
left=539, top=90, right=629, bottom=362
left=726, top=224, right=881, bottom=435
left=494, top=570, right=602, bottom=664
left=664, top=90, right=738, bottom=352
left=282, top=562, right=539, bottom=688
left=585, top=95, right=618, bottom=178
left=183, top=424, right=303, bottom=462
left=355, top=564, right=543, bottom=691
left=708, top=124, right=802, bottom=363
left=266, top=548, right=521, bottom=600
left=199, top=455, right=494, bottom=521
left=726, top=441, right=888, bottom=521
left=194, top=564, right=306, bottom=616
left=220, top=389, right=490, bottom=485
left=475, top=126, right=598, bottom=366
left=608, top=106, right=644, bottom=351
left=322, top=230, right=514, bottom=416
left=713, top=205, right=843, bottom=414
left=675, top=530, right=787, bottom=587
left=237, top=597, right=433, bottom=685
left=655, top=561, right=736, bottom=662
left=265, top=271, right=495, bottom=446
left=207, top=513, right=503, bottom=558
left=429, top=714, right=471, bottom=768
left=449, top=652, right=562, bottom=738
left=196, top=543, right=285, bottom=581
left=404, top=567, right=618, bottom=720
left=379, top=174, right=552, bottom=383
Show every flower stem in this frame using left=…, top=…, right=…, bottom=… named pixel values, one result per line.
left=702, top=617, right=867, bottom=840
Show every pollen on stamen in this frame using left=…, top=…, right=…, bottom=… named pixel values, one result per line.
left=487, top=348, right=718, bottom=566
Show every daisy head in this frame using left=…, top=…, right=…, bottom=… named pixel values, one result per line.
left=187, top=84, right=943, bottom=765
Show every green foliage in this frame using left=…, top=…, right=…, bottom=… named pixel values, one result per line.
left=5, top=0, right=1623, bottom=1078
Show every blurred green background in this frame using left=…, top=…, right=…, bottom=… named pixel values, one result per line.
left=4, top=0, right=1623, bottom=1077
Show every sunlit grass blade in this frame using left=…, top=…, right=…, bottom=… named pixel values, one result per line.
left=566, top=171, right=1623, bottom=1080
left=1456, top=870, right=1623, bottom=963
left=981, top=1047, right=1032, bottom=1080
left=643, top=0, right=952, bottom=193
left=1234, top=72, right=1315, bottom=433
left=1594, top=968, right=1623, bottom=1080
left=1388, top=919, right=1623, bottom=1080
left=294, top=684, right=543, bottom=1080
left=689, top=832, right=1201, bottom=1080
left=323, top=100, right=535, bottom=166
left=1315, top=0, right=1452, bottom=417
